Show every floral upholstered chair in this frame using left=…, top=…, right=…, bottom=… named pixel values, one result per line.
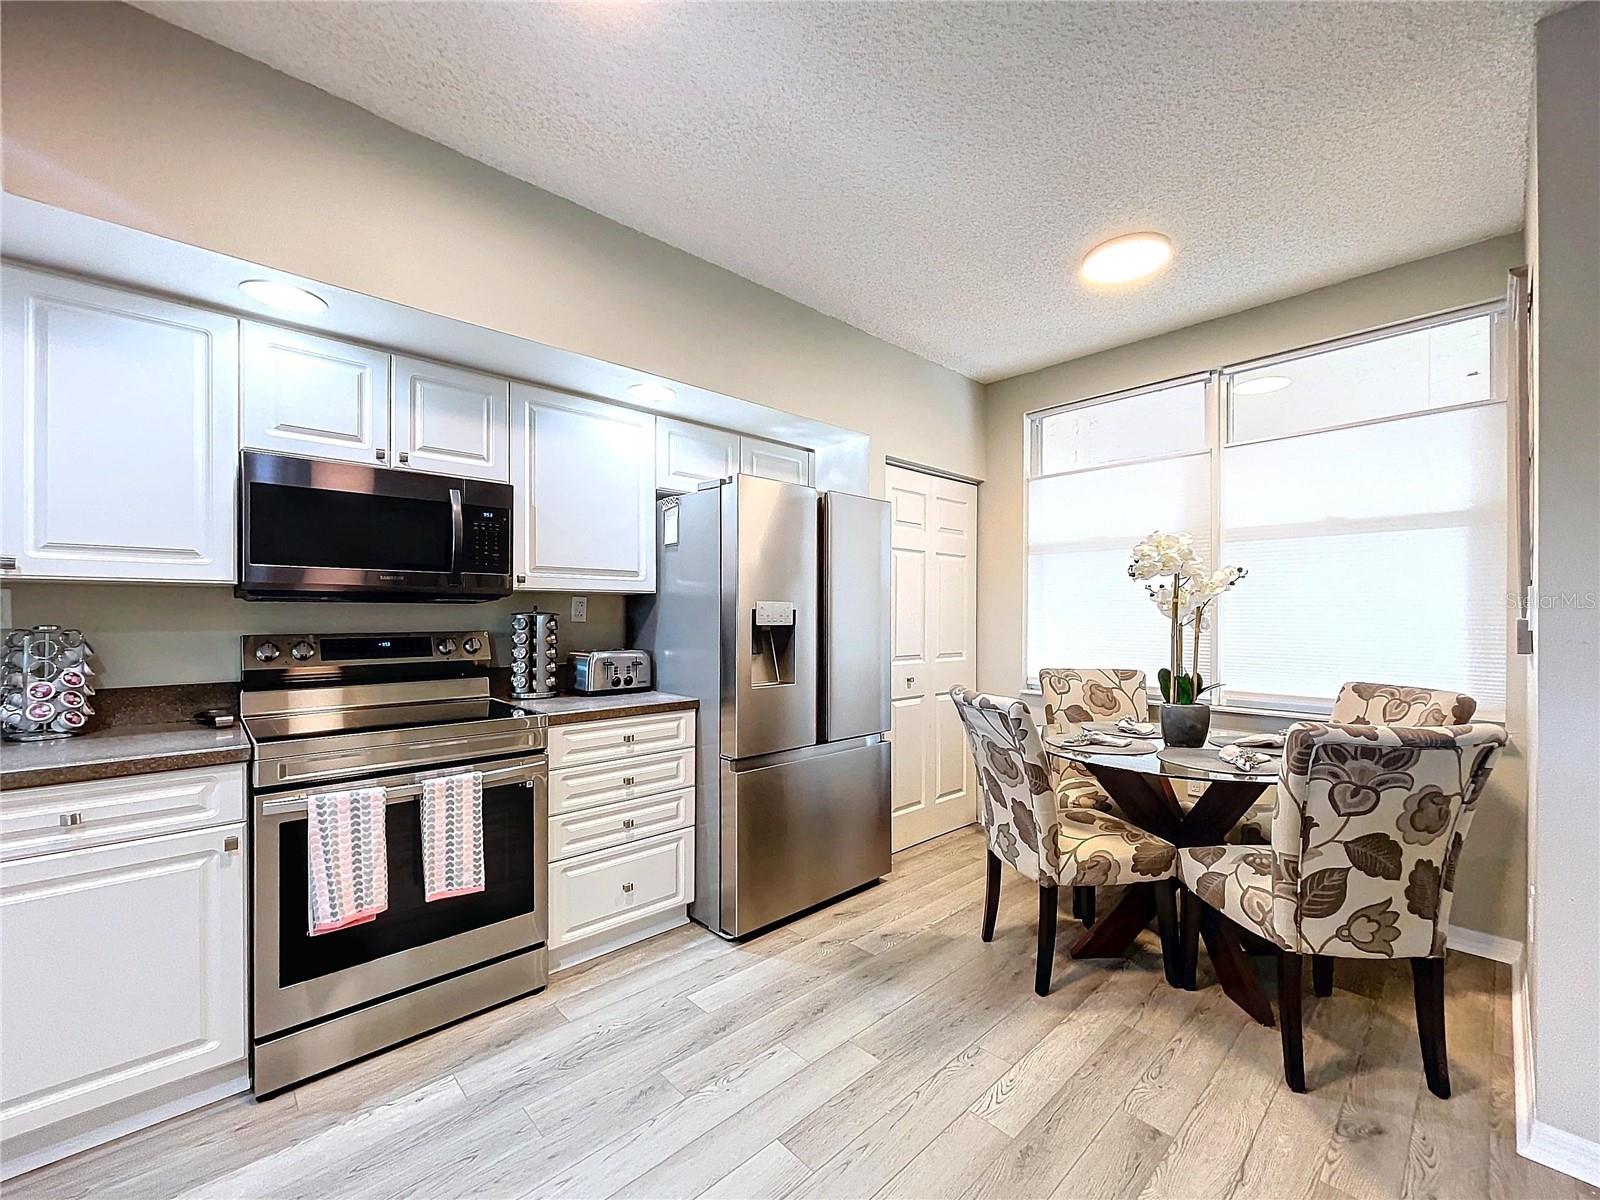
left=1234, top=681, right=1480, bottom=846
left=1037, top=668, right=1149, bottom=924
left=1177, top=719, right=1506, bottom=1095
left=1330, top=681, right=1478, bottom=726
left=951, top=687, right=1181, bottom=996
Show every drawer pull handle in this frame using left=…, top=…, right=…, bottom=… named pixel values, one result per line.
left=623, top=776, right=635, bottom=787
left=622, top=818, right=636, bottom=829
left=622, top=734, right=636, bottom=744
left=59, top=812, right=84, bottom=828
left=224, top=835, right=241, bottom=853
left=622, top=881, right=635, bottom=893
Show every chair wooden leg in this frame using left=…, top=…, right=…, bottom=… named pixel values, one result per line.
left=1278, top=952, right=1307, bottom=1093
left=1412, top=957, right=1451, bottom=1099
left=1180, top=888, right=1201, bottom=990
left=1312, top=955, right=1334, bottom=997
left=1072, top=886, right=1096, bottom=926
left=981, top=851, right=1002, bottom=943
left=1152, top=882, right=1182, bottom=987
left=1036, top=884, right=1059, bottom=996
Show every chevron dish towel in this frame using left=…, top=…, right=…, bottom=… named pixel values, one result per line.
left=306, top=786, right=389, bottom=936
left=419, top=771, right=486, bottom=901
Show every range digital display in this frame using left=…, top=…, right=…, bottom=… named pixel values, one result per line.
left=318, top=635, right=435, bottom=662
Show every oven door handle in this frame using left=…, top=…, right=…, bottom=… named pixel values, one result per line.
left=449, top=486, right=465, bottom=583
left=259, top=759, right=545, bottom=816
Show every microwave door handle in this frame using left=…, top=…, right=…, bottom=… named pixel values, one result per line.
left=449, top=486, right=465, bottom=582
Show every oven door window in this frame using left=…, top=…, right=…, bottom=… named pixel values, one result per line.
left=277, top=783, right=535, bottom=987
left=249, top=481, right=453, bottom=573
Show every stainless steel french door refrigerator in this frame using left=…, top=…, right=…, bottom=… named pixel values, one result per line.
left=630, top=475, right=892, bottom=938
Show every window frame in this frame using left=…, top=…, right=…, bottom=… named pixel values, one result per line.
left=1022, top=300, right=1509, bottom=715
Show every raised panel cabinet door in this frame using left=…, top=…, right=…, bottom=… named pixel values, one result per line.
left=241, top=322, right=391, bottom=466
left=510, top=384, right=656, bottom=592
left=656, top=418, right=740, bottom=494
left=391, top=355, right=510, bottom=482
left=739, top=436, right=813, bottom=486
left=1, top=268, right=239, bottom=582
left=0, top=824, right=248, bottom=1139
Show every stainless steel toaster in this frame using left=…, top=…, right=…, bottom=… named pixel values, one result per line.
left=569, top=650, right=652, bottom=694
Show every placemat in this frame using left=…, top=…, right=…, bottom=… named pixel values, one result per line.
left=1158, top=746, right=1277, bottom=776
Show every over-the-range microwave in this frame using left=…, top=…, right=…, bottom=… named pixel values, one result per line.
left=237, top=450, right=514, bottom=601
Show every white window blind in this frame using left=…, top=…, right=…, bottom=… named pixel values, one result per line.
left=1025, top=307, right=1509, bottom=716
left=1026, top=379, right=1212, bottom=688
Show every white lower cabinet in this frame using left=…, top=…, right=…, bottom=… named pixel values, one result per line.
left=547, top=711, right=696, bottom=971
left=0, top=769, right=249, bottom=1179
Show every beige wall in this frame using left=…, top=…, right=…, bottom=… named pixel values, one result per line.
left=1525, top=1, right=1600, bottom=1152
left=978, top=234, right=1528, bottom=943
left=0, top=2, right=984, bottom=495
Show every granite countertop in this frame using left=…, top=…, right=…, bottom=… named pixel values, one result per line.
left=0, top=721, right=253, bottom=790
left=512, top=690, right=698, bottom=725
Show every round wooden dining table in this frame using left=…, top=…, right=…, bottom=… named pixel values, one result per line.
left=1040, top=730, right=1281, bottom=1026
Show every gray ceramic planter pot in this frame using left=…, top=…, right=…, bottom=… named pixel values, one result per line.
left=1160, top=702, right=1212, bottom=748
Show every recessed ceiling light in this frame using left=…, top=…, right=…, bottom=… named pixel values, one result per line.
left=238, top=279, right=327, bottom=314
left=628, top=381, right=676, bottom=404
left=1233, top=375, right=1292, bottom=396
left=1079, top=233, right=1173, bottom=286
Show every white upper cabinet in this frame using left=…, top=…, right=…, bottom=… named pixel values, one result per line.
left=740, top=436, right=814, bottom=486
left=656, top=417, right=740, bottom=494
left=1, top=267, right=239, bottom=582
left=511, top=384, right=656, bottom=593
left=391, top=356, right=509, bottom=483
left=241, top=323, right=391, bottom=467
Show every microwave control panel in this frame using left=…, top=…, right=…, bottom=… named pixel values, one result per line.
left=462, top=507, right=511, bottom=574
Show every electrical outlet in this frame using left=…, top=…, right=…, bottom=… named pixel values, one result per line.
left=571, top=596, right=588, bottom=623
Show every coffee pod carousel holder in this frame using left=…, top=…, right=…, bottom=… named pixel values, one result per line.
left=2, top=625, right=97, bottom=741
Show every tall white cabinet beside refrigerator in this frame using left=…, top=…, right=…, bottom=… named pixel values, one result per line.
left=631, top=475, right=892, bottom=938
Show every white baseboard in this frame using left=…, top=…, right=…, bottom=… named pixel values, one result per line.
left=1509, top=944, right=1600, bottom=1189
left=1446, top=923, right=1523, bottom=964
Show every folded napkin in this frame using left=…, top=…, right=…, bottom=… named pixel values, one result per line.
left=1231, top=732, right=1286, bottom=749
left=1218, top=744, right=1274, bottom=773
left=1114, top=717, right=1158, bottom=738
left=1061, top=728, right=1135, bottom=748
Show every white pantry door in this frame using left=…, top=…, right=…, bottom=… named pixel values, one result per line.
left=886, top=464, right=978, bottom=851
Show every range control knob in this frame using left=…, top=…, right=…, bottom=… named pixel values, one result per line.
left=462, top=636, right=483, bottom=655
left=254, top=641, right=281, bottom=663
left=436, top=637, right=456, bottom=656
left=290, top=640, right=315, bottom=662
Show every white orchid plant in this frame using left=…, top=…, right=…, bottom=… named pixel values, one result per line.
left=1127, top=531, right=1246, bottom=706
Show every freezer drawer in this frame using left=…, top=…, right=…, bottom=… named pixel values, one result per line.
left=717, top=737, right=890, bottom=937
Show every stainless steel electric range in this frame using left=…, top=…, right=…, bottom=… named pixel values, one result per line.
left=240, top=630, right=548, bottom=1096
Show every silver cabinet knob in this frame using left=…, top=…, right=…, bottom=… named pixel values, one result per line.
left=59, top=812, right=84, bottom=827
left=621, top=882, right=635, bottom=894
left=398, top=451, right=410, bottom=464
left=0, top=556, right=16, bottom=571
left=375, top=448, right=387, bottom=462
left=516, top=574, right=527, bottom=584
left=224, top=835, right=240, bottom=853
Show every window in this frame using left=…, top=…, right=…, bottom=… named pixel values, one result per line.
left=1025, top=306, right=1509, bottom=716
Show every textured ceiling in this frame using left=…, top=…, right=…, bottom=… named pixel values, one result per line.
left=136, top=1, right=1551, bottom=382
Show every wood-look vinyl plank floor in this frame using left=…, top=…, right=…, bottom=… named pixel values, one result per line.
left=9, top=828, right=1592, bottom=1200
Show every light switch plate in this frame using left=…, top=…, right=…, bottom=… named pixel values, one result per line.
left=571, top=596, right=588, bottom=623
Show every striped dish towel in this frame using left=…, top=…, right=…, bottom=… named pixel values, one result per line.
left=306, top=786, right=389, bottom=936
left=419, top=771, right=486, bottom=901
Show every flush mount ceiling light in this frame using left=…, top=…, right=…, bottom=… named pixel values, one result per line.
left=628, top=381, right=676, bottom=404
left=238, top=279, right=327, bottom=314
left=1233, top=375, right=1292, bottom=395
left=1079, top=233, right=1174, bottom=286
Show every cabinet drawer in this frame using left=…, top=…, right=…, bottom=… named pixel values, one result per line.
left=549, top=787, right=693, bottom=862
left=0, top=766, right=246, bottom=862
left=548, top=711, right=694, bottom=771
left=548, top=827, right=694, bottom=949
left=549, top=750, right=694, bottom=816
